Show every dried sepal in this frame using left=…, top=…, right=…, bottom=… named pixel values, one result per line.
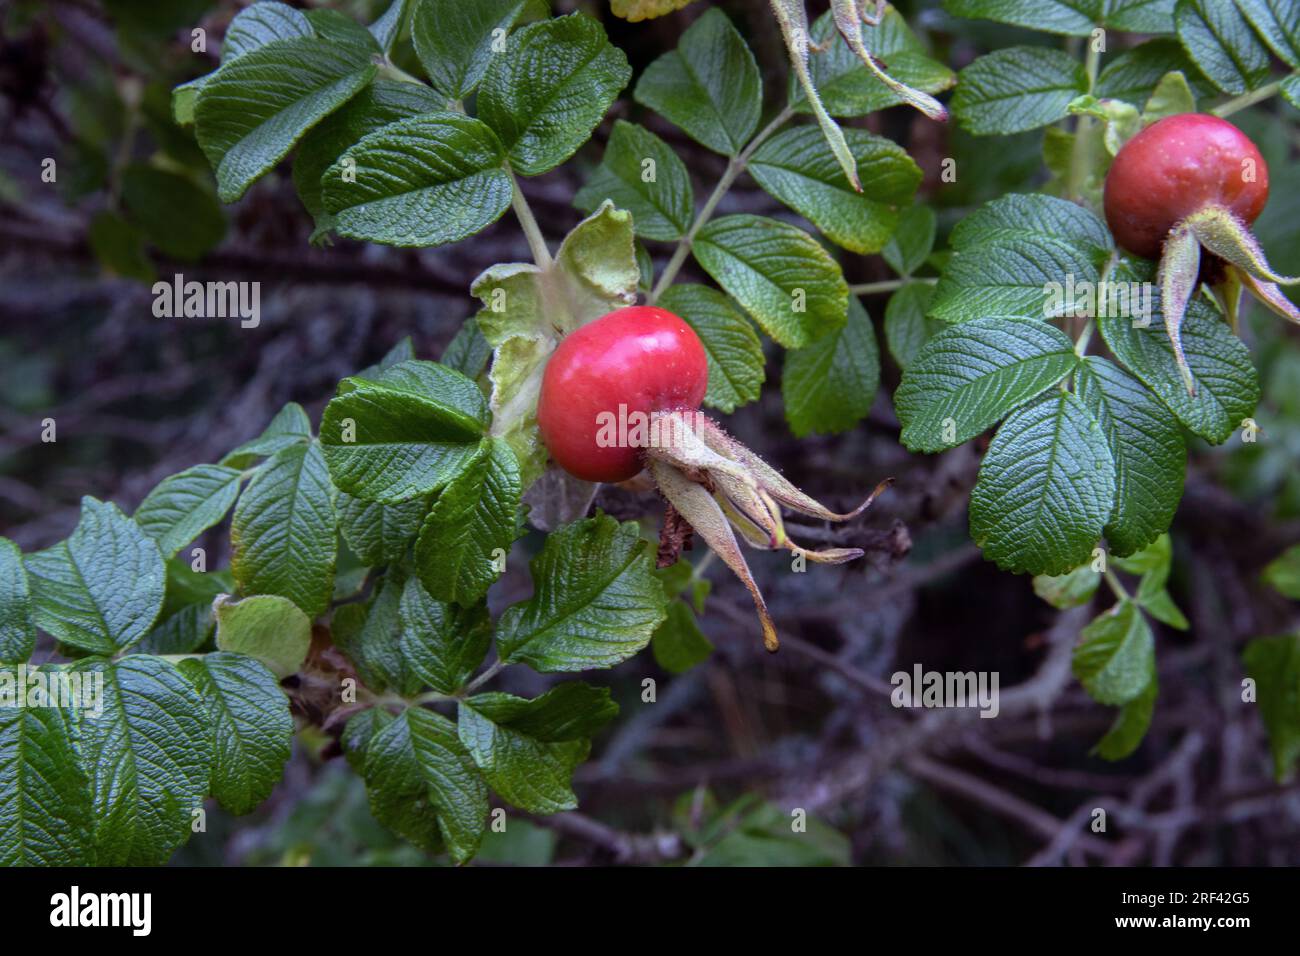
left=1157, top=221, right=1202, bottom=396
left=830, top=0, right=949, bottom=122
left=769, top=0, right=862, bottom=192
left=649, top=457, right=779, bottom=652
left=644, top=409, right=888, bottom=651
left=1238, top=268, right=1300, bottom=325
left=1185, top=204, right=1300, bottom=287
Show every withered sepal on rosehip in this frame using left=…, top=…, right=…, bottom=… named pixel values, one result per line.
left=537, top=305, right=890, bottom=652
left=1103, top=113, right=1299, bottom=395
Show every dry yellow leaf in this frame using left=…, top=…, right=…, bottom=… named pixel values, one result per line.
left=610, top=0, right=697, bottom=22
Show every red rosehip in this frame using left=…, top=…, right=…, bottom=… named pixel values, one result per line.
left=1103, top=113, right=1269, bottom=260
left=537, top=305, right=708, bottom=483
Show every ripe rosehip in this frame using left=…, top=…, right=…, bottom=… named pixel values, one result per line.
left=537, top=305, right=708, bottom=483
left=1104, top=113, right=1269, bottom=260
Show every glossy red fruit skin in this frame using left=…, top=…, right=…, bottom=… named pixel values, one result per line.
left=537, top=306, right=709, bottom=483
left=1103, top=114, right=1269, bottom=260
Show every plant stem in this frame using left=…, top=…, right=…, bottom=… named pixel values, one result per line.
left=1066, top=37, right=1103, bottom=203
left=649, top=106, right=794, bottom=303
left=508, top=165, right=552, bottom=268
left=1213, top=78, right=1287, bottom=118
left=1103, top=568, right=1131, bottom=602
left=463, top=660, right=505, bottom=695
left=849, top=277, right=937, bottom=296
left=377, top=59, right=425, bottom=86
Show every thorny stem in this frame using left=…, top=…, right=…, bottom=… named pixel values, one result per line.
left=649, top=106, right=796, bottom=303
left=1066, top=36, right=1102, bottom=203
left=1213, top=78, right=1286, bottom=119
left=849, top=277, right=938, bottom=296
left=508, top=165, right=553, bottom=268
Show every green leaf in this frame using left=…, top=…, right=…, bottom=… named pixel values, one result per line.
left=472, top=202, right=639, bottom=485
left=1263, top=544, right=1300, bottom=599
left=214, top=593, right=312, bottom=679
left=1242, top=633, right=1300, bottom=781
left=0, top=703, right=92, bottom=865
left=884, top=282, right=945, bottom=371
left=0, top=538, right=35, bottom=665
left=87, top=210, right=154, bottom=282
left=950, top=193, right=1114, bottom=261
left=1033, top=564, right=1101, bottom=609
left=465, top=682, right=619, bottom=740
left=1096, top=38, right=1215, bottom=105
left=573, top=120, right=694, bottom=242
left=791, top=9, right=955, bottom=118
left=969, top=392, right=1117, bottom=576
left=952, top=47, right=1089, bottom=135
left=633, top=7, right=760, bottom=157
left=497, top=514, right=668, bottom=672
left=1099, top=297, right=1260, bottom=445
left=1076, top=357, right=1185, bottom=557
left=693, top=214, right=849, bottom=349
left=321, top=360, right=490, bottom=503
left=231, top=441, right=337, bottom=617
left=1093, top=666, right=1157, bottom=760
left=931, top=240, right=1104, bottom=323
left=412, top=0, right=525, bottom=101
left=748, top=127, right=921, bottom=255
left=1235, top=0, right=1300, bottom=69
left=1073, top=600, right=1156, bottom=705
left=442, top=318, right=492, bottom=380
left=658, top=284, right=765, bottom=414
left=341, top=706, right=394, bottom=773
left=143, top=558, right=231, bottom=655
left=195, top=37, right=376, bottom=202
left=884, top=205, right=937, bottom=277
left=220, top=401, right=312, bottom=468
left=479, top=12, right=631, bottom=175
left=120, top=165, right=225, bottom=260
left=398, top=577, right=491, bottom=694
left=332, top=573, right=415, bottom=694
left=895, top=317, right=1078, bottom=453
left=364, top=706, right=488, bottom=862
left=337, top=491, right=428, bottom=566
left=369, top=0, right=413, bottom=56
left=293, top=79, right=445, bottom=228
left=73, top=656, right=212, bottom=866
left=222, top=2, right=311, bottom=59
left=1107, top=0, right=1179, bottom=33
left=134, top=463, right=243, bottom=559
left=321, top=112, right=512, bottom=248
left=1137, top=586, right=1188, bottom=630
left=178, top=652, right=292, bottom=815
left=652, top=601, right=714, bottom=673
left=945, top=0, right=1101, bottom=36
left=458, top=683, right=617, bottom=813
left=1175, top=0, right=1272, bottom=94
left=783, top=295, right=880, bottom=438
left=929, top=195, right=1113, bottom=323
left=414, top=438, right=521, bottom=606
left=24, top=497, right=165, bottom=655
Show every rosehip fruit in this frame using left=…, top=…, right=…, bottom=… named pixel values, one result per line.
left=1103, top=113, right=1269, bottom=260
left=537, top=305, right=708, bottom=483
